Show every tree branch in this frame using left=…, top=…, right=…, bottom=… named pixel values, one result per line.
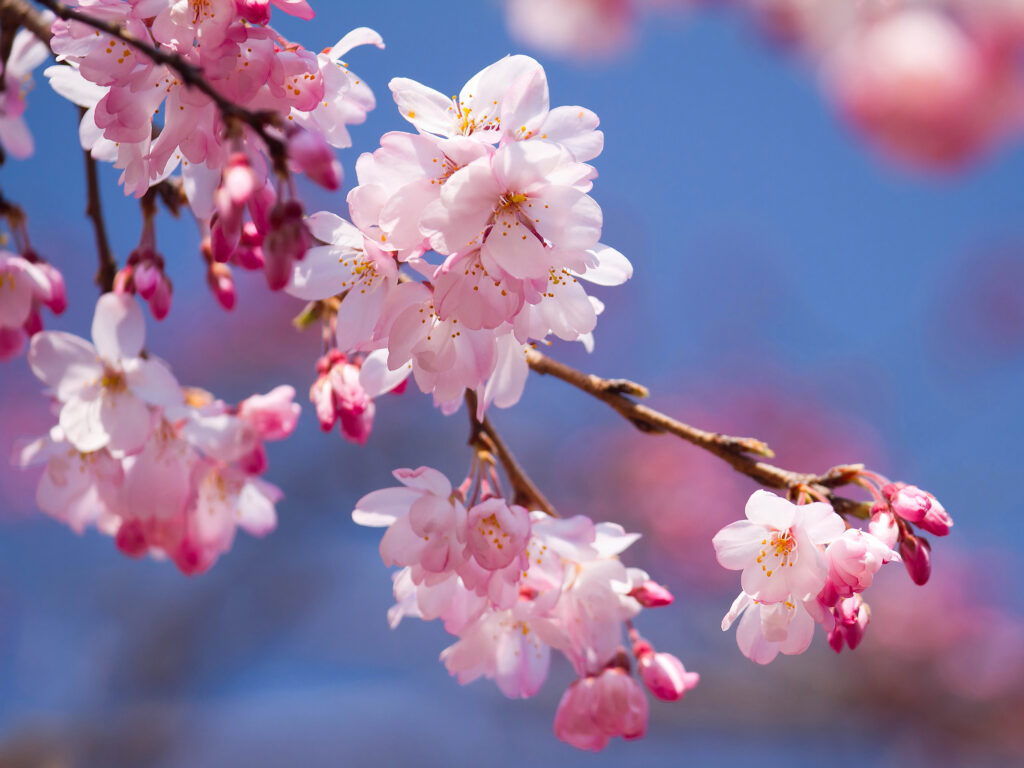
left=525, top=348, right=869, bottom=514
left=465, top=391, right=558, bottom=517
left=0, top=0, right=53, bottom=45
left=82, top=133, right=116, bottom=293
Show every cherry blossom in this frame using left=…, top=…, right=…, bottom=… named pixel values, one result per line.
left=712, top=490, right=846, bottom=604
left=27, top=292, right=183, bottom=454
left=0, top=250, right=66, bottom=361
left=0, top=24, right=52, bottom=159
left=554, top=666, right=648, bottom=751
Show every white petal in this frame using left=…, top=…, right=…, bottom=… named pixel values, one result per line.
left=92, top=293, right=145, bottom=361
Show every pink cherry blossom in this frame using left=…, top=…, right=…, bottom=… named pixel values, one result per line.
left=713, top=490, right=847, bottom=604
left=554, top=668, right=648, bottom=752
left=27, top=292, right=183, bottom=454
left=0, top=24, right=52, bottom=159
left=0, top=251, right=65, bottom=361
left=353, top=466, right=468, bottom=575
left=819, top=528, right=899, bottom=607
left=827, top=594, right=870, bottom=653
left=721, top=590, right=822, bottom=665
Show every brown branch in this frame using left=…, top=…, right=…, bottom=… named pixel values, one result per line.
left=32, top=0, right=288, bottom=169
left=525, top=348, right=868, bottom=514
left=82, top=137, right=115, bottom=292
left=0, top=0, right=53, bottom=45
left=465, top=391, right=558, bottom=517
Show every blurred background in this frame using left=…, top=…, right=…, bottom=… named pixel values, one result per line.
left=1, top=1, right=1023, bottom=766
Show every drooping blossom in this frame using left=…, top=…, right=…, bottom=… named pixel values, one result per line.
left=0, top=24, right=52, bottom=159
left=27, top=292, right=182, bottom=453
left=298, top=55, right=629, bottom=418
left=355, top=463, right=693, bottom=749
left=553, top=666, right=648, bottom=751
left=0, top=250, right=66, bottom=361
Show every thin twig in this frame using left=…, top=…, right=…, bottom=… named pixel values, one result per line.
left=465, top=391, right=558, bottom=517
left=32, top=0, right=288, bottom=169
left=525, top=348, right=868, bottom=513
left=82, top=135, right=116, bottom=292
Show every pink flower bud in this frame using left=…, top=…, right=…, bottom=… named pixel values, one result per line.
left=133, top=260, right=160, bottom=299
left=238, top=443, right=268, bottom=475
left=210, top=215, right=241, bottom=263
left=328, top=361, right=375, bottom=444
left=900, top=533, right=932, bottom=585
left=884, top=483, right=952, bottom=536
left=248, top=182, right=276, bottom=234
left=637, top=650, right=699, bottom=702
left=147, top=274, right=172, bottom=321
left=36, top=262, right=66, bottom=314
left=222, top=152, right=257, bottom=206
left=821, top=528, right=898, bottom=604
left=287, top=127, right=342, bottom=190
left=554, top=669, right=648, bottom=752
left=233, top=222, right=265, bottom=270
left=115, top=519, right=148, bottom=558
left=263, top=200, right=311, bottom=290
left=591, top=668, right=648, bottom=741
left=868, top=504, right=899, bottom=549
left=207, top=263, right=236, bottom=311
left=629, top=580, right=674, bottom=608
left=827, top=595, right=870, bottom=653
left=310, top=374, right=337, bottom=431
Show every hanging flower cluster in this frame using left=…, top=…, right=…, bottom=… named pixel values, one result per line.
left=15, top=292, right=299, bottom=575
left=354, top=462, right=698, bottom=751
left=0, top=0, right=962, bottom=752
left=714, top=484, right=950, bottom=664
left=44, top=0, right=382, bottom=295
left=287, top=54, right=632, bottom=421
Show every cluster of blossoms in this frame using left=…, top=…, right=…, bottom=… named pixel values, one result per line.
left=14, top=292, right=299, bottom=574
left=287, top=55, right=631, bottom=426
left=44, top=0, right=381, bottom=298
left=504, top=0, right=1024, bottom=169
left=354, top=463, right=697, bottom=751
left=713, top=481, right=951, bottom=663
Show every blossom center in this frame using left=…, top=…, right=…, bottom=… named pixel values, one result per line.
left=756, top=530, right=797, bottom=578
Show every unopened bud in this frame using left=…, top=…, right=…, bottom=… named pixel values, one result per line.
left=629, top=580, right=674, bottom=608
left=287, top=127, right=342, bottom=190
left=900, top=533, right=932, bottom=585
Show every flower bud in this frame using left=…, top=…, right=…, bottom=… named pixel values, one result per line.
left=287, top=127, right=342, bottom=190
left=900, top=533, right=932, bottom=585
left=207, top=262, right=236, bottom=311
left=884, top=482, right=952, bottom=536
left=36, top=262, right=66, bottom=314
left=629, top=579, right=674, bottom=608
left=263, top=200, right=311, bottom=290
left=554, top=669, right=648, bottom=752
left=827, top=595, right=870, bottom=653
left=115, top=519, right=148, bottom=558
left=637, top=650, right=699, bottom=702
left=868, top=504, right=899, bottom=549
left=147, top=273, right=172, bottom=321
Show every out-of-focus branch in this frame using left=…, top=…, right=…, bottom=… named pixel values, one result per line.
left=525, top=348, right=868, bottom=516
left=0, top=0, right=53, bottom=45
left=32, top=0, right=288, bottom=167
left=82, top=139, right=115, bottom=292
left=465, top=390, right=558, bottom=517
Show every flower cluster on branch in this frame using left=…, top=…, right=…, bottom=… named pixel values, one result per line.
left=0, top=0, right=959, bottom=752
